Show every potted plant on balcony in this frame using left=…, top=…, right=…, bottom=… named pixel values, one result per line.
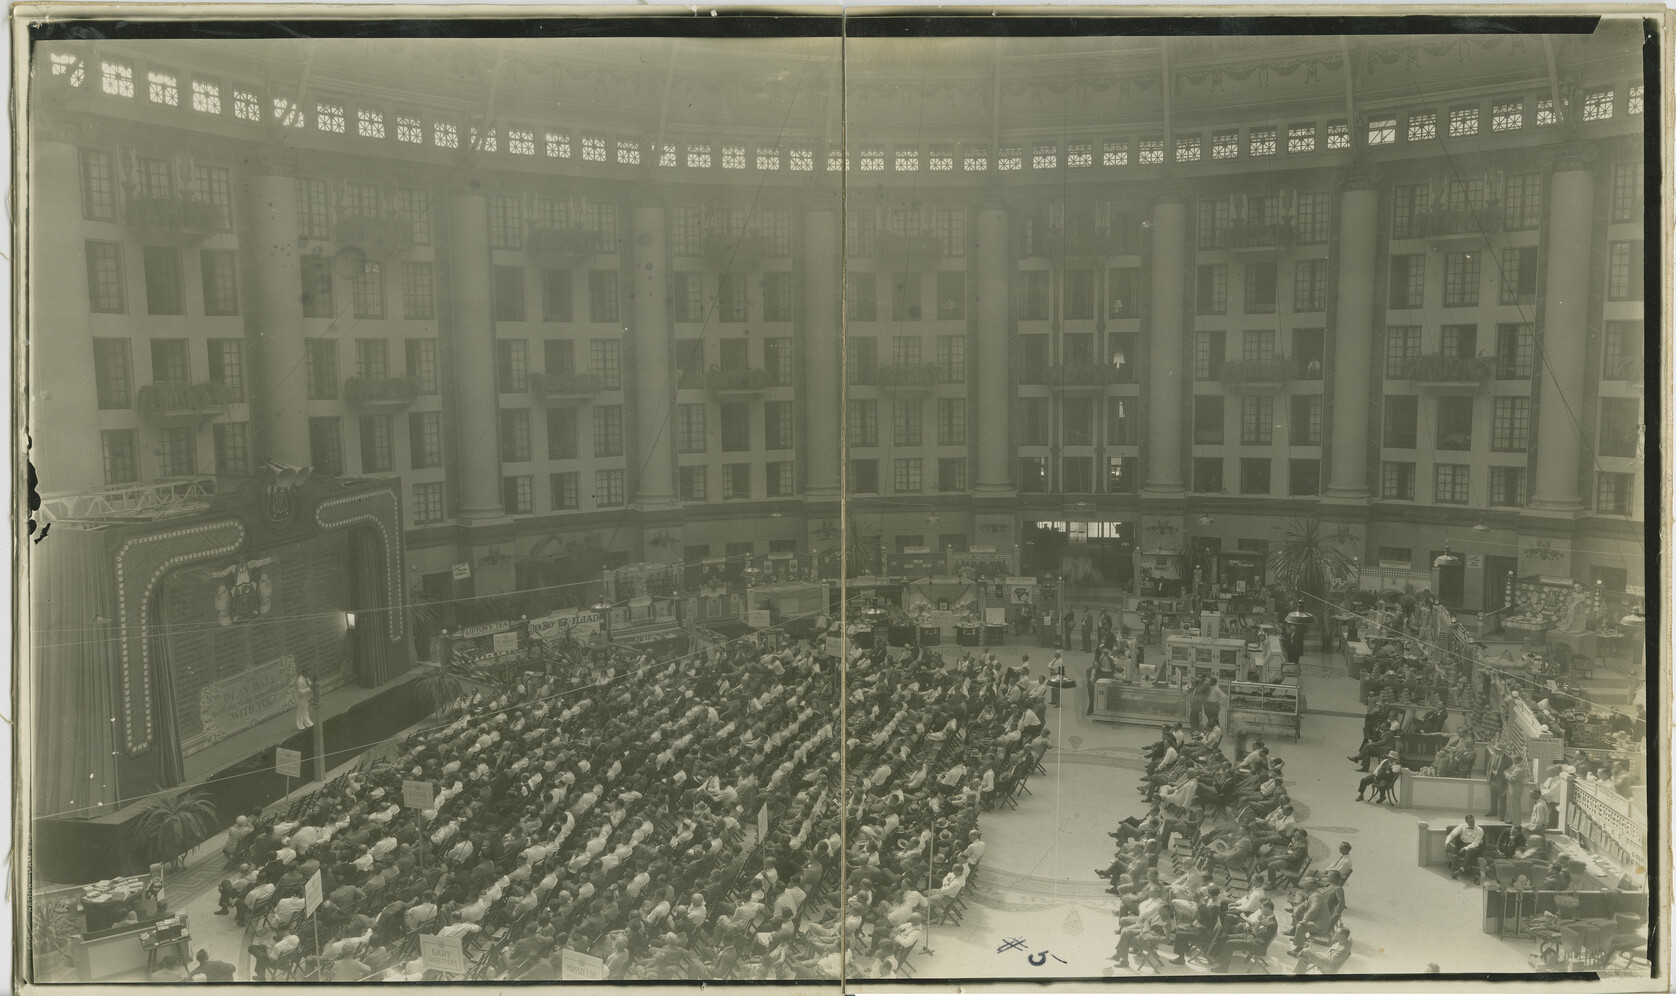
left=125, top=193, right=221, bottom=240
left=334, top=213, right=416, bottom=260
left=701, top=230, right=772, bottom=272
left=343, top=375, right=423, bottom=408
left=528, top=224, right=602, bottom=264
left=873, top=230, right=943, bottom=272
left=875, top=362, right=943, bottom=390
left=1044, top=362, right=1124, bottom=387
left=1400, top=352, right=1496, bottom=388
left=704, top=366, right=775, bottom=392
left=136, top=380, right=236, bottom=416
left=528, top=370, right=608, bottom=399
left=1218, top=356, right=1297, bottom=392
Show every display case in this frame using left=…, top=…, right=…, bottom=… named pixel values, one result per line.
left=1091, top=679, right=1189, bottom=727
left=1164, top=636, right=1249, bottom=687
left=1226, top=680, right=1301, bottom=741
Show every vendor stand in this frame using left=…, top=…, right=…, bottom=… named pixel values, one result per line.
left=1163, top=635, right=1249, bottom=688
left=1225, top=680, right=1301, bottom=742
left=1091, top=677, right=1190, bottom=726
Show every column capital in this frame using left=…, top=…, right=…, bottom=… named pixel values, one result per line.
left=1338, top=167, right=1383, bottom=193
left=255, top=144, right=301, bottom=177
left=1153, top=185, right=1191, bottom=207
left=1545, top=144, right=1600, bottom=173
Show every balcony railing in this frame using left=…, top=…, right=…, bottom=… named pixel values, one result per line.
left=136, top=380, right=234, bottom=423
left=872, top=231, right=943, bottom=272
left=335, top=214, right=415, bottom=259
left=1223, top=220, right=1299, bottom=251
left=528, top=225, right=602, bottom=263
left=125, top=194, right=221, bottom=241
left=704, top=366, right=776, bottom=394
left=343, top=375, right=423, bottom=410
left=875, top=362, right=943, bottom=391
left=1043, top=362, right=1126, bottom=390
left=1401, top=352, right=1496, bottom=391
left=1217, top=356, right=1298, bottom=392
left=1397, top=204, right=1505, bottom=240
left=529, top=370, right=608, bottom=403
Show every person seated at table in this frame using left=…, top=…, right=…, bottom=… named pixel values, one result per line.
left=1444, top=815, right=1486, bottom=882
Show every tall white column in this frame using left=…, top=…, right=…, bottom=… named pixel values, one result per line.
left=29, top=133, right=105, bottom=489
left=803, top=200, right=841, bottom=499
left=1529, top=159, right=1596, bottom=512
left=1143, top=194, right=1188, bottom=496
left=446, top=188, right=505, bottom=521
left=248, top=155, right=311, bottom=467
left=1325, top=178, right=1380, bottom=500
left=631, top=200, right=677, bottom=509
left=973, top=194, right=1013, bottom=494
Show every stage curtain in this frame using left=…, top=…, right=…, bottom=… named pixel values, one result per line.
left=29, top=527, right=119, bottom=818
left=148, top=590, right=186, bottom=789
left=350, top=528, right=395, bottom=687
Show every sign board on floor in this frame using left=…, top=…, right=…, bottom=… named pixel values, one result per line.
left=274, top=748, right=303, bottom=779
left=824, top=636, right=844, bottom=658
left=492, top=631, right=519, bottom=654
left=403, top=779, right=436, bottom=810
left=419, top=933, right=465, bottom=974
left=452, top=562, right=472, bottom=581
left=985, top=607, right=1007, bottom=625
left=304, top=870, right=322, bottom=916
left=757, top=804, right=769, bottom=840
left=747, top=609, right=772, bottom=629
left=560, top=948, right=606, bottom=980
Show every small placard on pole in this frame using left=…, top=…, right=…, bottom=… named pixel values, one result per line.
left=560, top=948, right=606, bottom=980
left=419, top=933, right=465, bottom=974
left=403, top=779, right=436, bottom=810
left=757, top=804, right=769, bottom=840
left=451, top=562, right=472, bottom=581
left=303, top=869, right=323, bottom=916
left=275, top=748, right=303, bottom=779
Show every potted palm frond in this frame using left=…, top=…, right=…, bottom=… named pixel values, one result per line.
left=1401, top=352, right=1496, bottom=390
left=411, top=658, right=468, bottom=716
left=31, top=898, right=82, bottom=981
left=528, top=370, right=608, bottom=401
left=1266, top=518, right=1357, bottom=649
left=133, top=789, right=217, bottom=872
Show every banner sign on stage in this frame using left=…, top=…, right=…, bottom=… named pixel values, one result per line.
left=527, top=609, right=603, bottom=643
left=198, top=655, right=298, bottom=745
left=561, top=948, right=606, bottom=980
left=491, top=631, right=519, bottom=654
left=747, top=609, right=772, bottom=629
left=1006, top=578, right=1038, bottom=604
left=456, top=620, right=514, bottom=640
left=304, top=869, right=322, bottom=916
left=420, top=933, right=465, bottom=974
left=403, top=779, right=436, bottom=810
left=275, top=748, right=303, bottom=779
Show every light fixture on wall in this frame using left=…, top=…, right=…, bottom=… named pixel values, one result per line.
left=1472, top=520, right=1490, bottom=533
left=1433, top=544, right=1461, bottom=568
left=1197, top=514, right=1214, bottom=527
left=926, top=512, right=939, bottom=526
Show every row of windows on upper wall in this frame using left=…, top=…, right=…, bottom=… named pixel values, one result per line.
left=93, top=337, right=246, bottom=408
left=1383, top=323, right=1534, bottom=379
left=1184, top=457, right=1322, bottom=496
left=1007, top=396, right=1142, bottom=447
left=301, top=339, right=441, bottom=398
left=1196, top=192, right=1334, bottom=248
left=1385, top=250, right=1542, bottom=310
left=493, top=269, right=797, bottom=325
left=845, top=396, right=988, bottom=447
left=1190, top=395, right=1325, bottom=446
left=844, top=336, right=970, bottom=383
left=674, top=463, right=799, bottom=504
left=842, top=271, right=973, bottom=322
left=99, top=424, right=244, bottom=482
left=1190, top=261, right=1329, bottom=316
left=673, top=402, right=798, bottom=453
left=1390, top=175, right=1544, bottom=237
left=847, top=457, right=972, bottom=494
left=1190, top=329, right=1326, bottom=380
left=78, top=149, right=234, bottom=229
left=1379, top=462, right=1529, bottom=506
left=65, top=51, right=1644, bottom=167
left=1007, top=269, right=1144, bottom=321
left=1380, top=395, right=1531, bottom=452
left=83, top=242, right=239, bottom=316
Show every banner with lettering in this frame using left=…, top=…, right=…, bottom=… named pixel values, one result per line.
left=528, top=609, right=603, bottom=643
left=198, top=655, right=297, bottom=745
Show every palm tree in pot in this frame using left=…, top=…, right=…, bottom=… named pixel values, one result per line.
left=411, top=657, right=467, bottom=716
left=1265, top=519, right=1357, bottom=650
left=133, top=789, right=217, bottom=872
